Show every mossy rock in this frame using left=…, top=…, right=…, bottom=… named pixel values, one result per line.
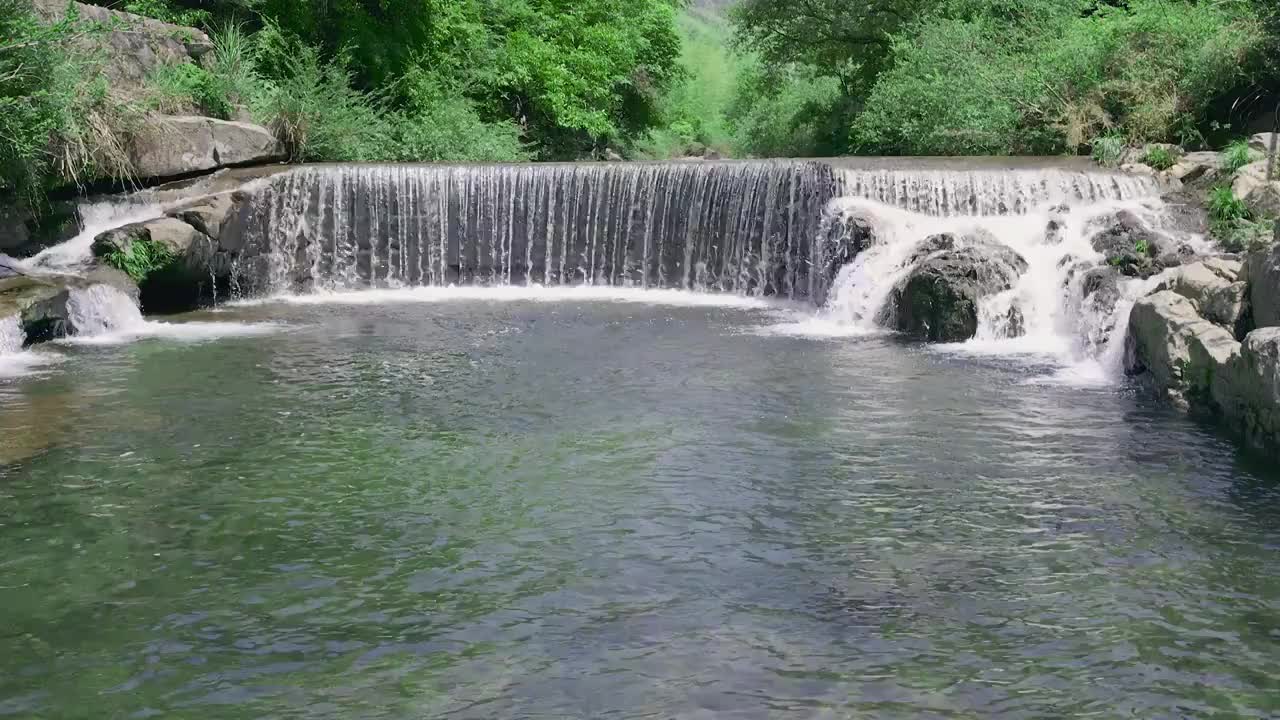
left=92, top=217, right=217, bottom=312
left=891, top=243, right=1028, bottom=342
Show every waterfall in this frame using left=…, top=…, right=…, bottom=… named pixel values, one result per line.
left=815, top=167, right=1202, bottom=378
left=0, top=314, right=24, bottom=354
left=835, top=168, right=1162, bottom=216
left=66, top=285, right=146, bottom=336
left=235, top=162, right=837, bottom=299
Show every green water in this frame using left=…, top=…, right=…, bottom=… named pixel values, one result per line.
left=1, top=296, right=1278, bottom=719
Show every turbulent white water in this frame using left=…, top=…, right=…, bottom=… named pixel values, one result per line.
left=0, top=315, right=23, bottom=355
left=20, top=197, right=174, bottom=272
left=786, top=168, right=1204, bottom=383
left=63, top=284, right=280, bottom=346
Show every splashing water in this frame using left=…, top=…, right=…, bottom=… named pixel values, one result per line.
left=793, top=168, right=1207, bottom=383
left=0, top=314, right=23, bottom=355
left=20, top=196, right=177, bottom=272
left=65, top=284, right=147, bottom=336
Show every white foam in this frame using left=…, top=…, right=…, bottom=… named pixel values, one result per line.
left=61, top=284, right=281, bottom=346
left=761, top=182, right=1207, bottom=387
left=231, top=285, right=786, bottom=310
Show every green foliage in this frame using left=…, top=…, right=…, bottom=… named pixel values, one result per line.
left=1209, top=185, right=1250, bottom=226
left=1091, top=135, right=1126, bottom=167
left=392, top=68, right=529, bottom=163
left=103, top=237, right=176, bottom=284
left=1222, top=140, right=1256, bottom=175
left=249, top=23, right=393, bottom=163
left=726, top=62, right=845, bottom=157
left=635, top=12, right=740, bottom=159
left=1141, top=146, right=1176, bottom=171
left=1, top=0, right=139, bottom=204
left=1205, top=184, right=1269, bottom=252
left=122, top=0, right=211, bottom=28
left=147, top=61, right=233, bottom=119
left=1134, top=238, right=1151, bottom=256
left=848, top=1, right=1265, bottom=156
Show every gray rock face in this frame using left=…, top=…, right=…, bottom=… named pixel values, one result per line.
left=1249, top=133, right=1279, bottom=155
left=1088, top=211, right=1162, bottom=277
left=814, top=209, right=877, bottom=305
left=92, top=216, right=227, bottom=312
left=890, top=242, right=1028, bottom=342
left=0, top=273, right=140, bottom=343
left=1244, top=243, right=1280, bottom=328
left=1244, top=181, right=1280, bottom=218
left=1167, top=151, right=1221, bottom=184
left=32, top=0, right=213, bottom=96
left=1156, top=259, right=1248, bottom=334
left=1213, top=328, right=1280, bottom=451
left=130, top=116, right=283, bottom=180
left=1232, top=160, right=1274, bottom=203
left=1126, top=290, right=1239, bottom=404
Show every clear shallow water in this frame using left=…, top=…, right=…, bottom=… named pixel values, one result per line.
left=1, top=294, right=1279, bottom=719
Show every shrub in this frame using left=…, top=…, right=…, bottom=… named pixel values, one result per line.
left=391, top=68, right=529, bottom=163
left=1091, top=136, right=1126, bottom=167
left=851, top=0, right=1264, bottom=155
left=121, top=0, right=211, bottom=28
left=1221, top=140, right=1256, bottom=175
left=249, top=23, right=395, bottom=162
left=1141, top=146, right=1176, bottom=171
left=1, top=0, right=138, bottom=203
left=1208, top=185, right=1250, bottom=226
left=102, top=236, right=176, bottom=284
left=147, top=61, right=233, bottom=119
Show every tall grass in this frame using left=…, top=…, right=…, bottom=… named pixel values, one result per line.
left=1222, top=140, right=1256, bottom=175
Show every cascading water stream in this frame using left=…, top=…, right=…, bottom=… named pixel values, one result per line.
left=0, top=315, right=24, bottom=355
left=234, top=162, right=837, bottom=299
left=810, top=167, right=1199, bottom=381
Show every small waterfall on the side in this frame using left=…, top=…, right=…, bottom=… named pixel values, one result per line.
left=815, top=167, right=1202, bottom=379
left=65, top=285, right=147, bottom=336
left=22, top=198, right=171, bottom=272
left=0, top=314, right=24, bottom=354
left=234, top=162, right=837, bottom=299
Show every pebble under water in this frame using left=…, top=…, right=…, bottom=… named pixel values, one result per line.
left=1, top=293, right=1278, bottom=719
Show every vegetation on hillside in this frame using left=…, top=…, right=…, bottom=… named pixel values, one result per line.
left=729, top=0, right=1279, bottom=157
left=6, top=0, right=1280, bottom=210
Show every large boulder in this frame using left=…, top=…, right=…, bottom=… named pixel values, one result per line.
left=1167, top=151, right=1221, bottom=184
left=889, top=242, right=1028, bottom=342
left=1156, top=259, right=1248, bottom=335
left=1232, top=160, right=1274, bottom=203
left=92, top=216, right=227, bottom=312
left=1243, top=182, right=1280, bottom=218
left=32, top=0, right=213, bottom=97
left=130, top=116, right=284, bottom=180
left=1212, top=328, right=1280, bottom=452
left=1244, top=242, right=1280, bottom=328
left=814, top=208, right=877, bottom=305
left=1248, top=133, right=1278, bottom=155
left=1126, top=290, right=1239, bottom=404
left=0, top=273, right=139, bottom=344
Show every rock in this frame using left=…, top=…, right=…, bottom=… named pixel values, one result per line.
left=92, top=217, right=221, bottom=312
left=1248, top=133, right=1279, bottom=155
left=814, top=209, right=878, bottom=305
left=704, top=149, right=723, bottom=160
left=1120, top=162, right=1157, bottom=177
left=603, top=148, right=624, bottom=162
left=1232, top=160, right=1274, bottom=202
left=1213, top=328, right=1280, bottom=451
left=1167, top=151, right=1220, bottom=184
left=32, top=0, right=213, bottom=97
left=1243, top=181, right=1280, bottom=218
left=1157, top=260, right=1248, bottom=334
left=169, top=193, right=236, bottom=240
left=889, top=243, right=1028, bottom=342
left=1088, top=210, right=1163, bottom=277
left=1244, top=242, right=1280, bottom=328
left=1082, top=265, right=1121, bottom=305
left=130, top=116, right=283, bottom=180
left=904, top=233, right=958, bottom=266
left=1126, top=290, right=1239, bottom=404
left=0, top=273, right=138, bottom=343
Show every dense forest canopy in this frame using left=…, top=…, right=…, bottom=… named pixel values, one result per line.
left=4, top=0, right=1280, bottom=206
